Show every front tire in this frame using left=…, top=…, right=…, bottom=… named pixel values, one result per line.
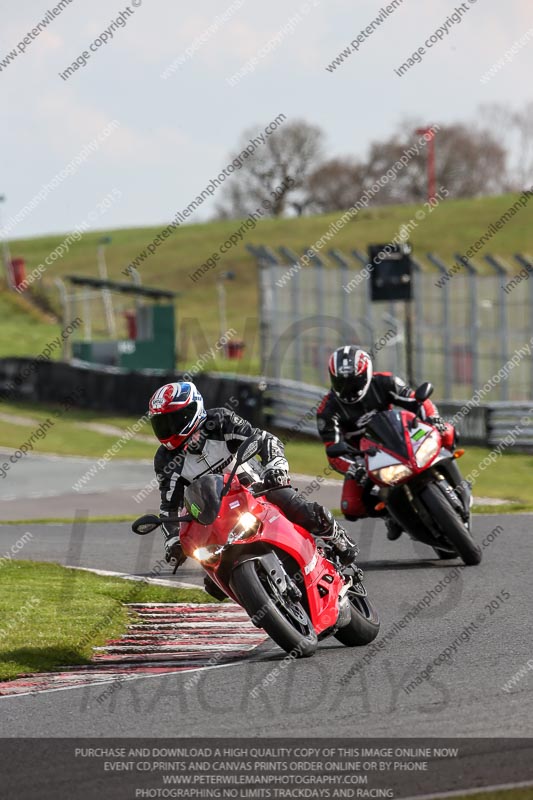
left=433, top=547, right=458, bottom=560
left=230, top=559, right=317, bottom=657
left=421, top=483, right=482, bottom=566
left=334, top=589, right=380, bottom=646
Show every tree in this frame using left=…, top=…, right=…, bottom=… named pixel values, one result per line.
left=215, top=111, right=513, bottom=220
left=362, top=134, right=427, bottom=204
left=480, top=102, right=533, bottom=189
left=305, top=158, right=367, bottom=213
left=362, top=122, right=507, bottom=202
left=215, top=120, right=324, bottom=219
left=432, top=124, right=507, bottom=197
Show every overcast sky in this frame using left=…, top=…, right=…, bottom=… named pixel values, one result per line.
left=1, top=0, right=532, bottom=240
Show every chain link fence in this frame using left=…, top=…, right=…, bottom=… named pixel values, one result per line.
left=251, top=246, right=533, bottom=401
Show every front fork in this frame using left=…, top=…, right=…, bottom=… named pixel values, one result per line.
left=437, top=458, right=472, bottom=523
left=379, top=458, right=471, bottom=535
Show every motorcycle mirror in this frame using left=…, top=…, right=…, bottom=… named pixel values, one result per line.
left=132, top=514, right=162, bottom=535
left=235, top=433, right=263, bottom=466
left=326, top=442, right=351, bottom=458
left=414, top=381, right=434, bottom=403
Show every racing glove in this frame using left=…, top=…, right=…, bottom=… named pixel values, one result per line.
left=263, top=456, right=291, bottom=489
left=162, top=522, right=187, bottom=568
left=427, top=414, right=447, bottom=434
left=345, top=459, right=367, bottom=485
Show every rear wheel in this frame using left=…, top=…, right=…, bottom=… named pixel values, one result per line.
left=230, top=559, right=317, bottom=657
left=421, top=483, right=482, bottom=566
left=334, top=588, right=380, bottom=646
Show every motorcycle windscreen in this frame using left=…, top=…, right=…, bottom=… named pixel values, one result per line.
left=364, top=410, right=410, bottom=460
left=184, top=474, right=224, bottom=525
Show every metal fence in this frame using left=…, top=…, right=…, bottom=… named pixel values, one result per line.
left=250, top=246, right=533, bottom=402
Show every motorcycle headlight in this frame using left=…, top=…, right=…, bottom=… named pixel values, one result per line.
left=236, top=512, right=261, bottom=537
left=415, top=433, right=440, bottom=467
left=373, top=464, right=413, bottom=485
left=193, top=545, right=220, bottom=564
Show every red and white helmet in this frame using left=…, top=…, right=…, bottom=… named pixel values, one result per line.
left=328, top=346, right=373, bottom=404
left=149, top=382, right=206, bottom=450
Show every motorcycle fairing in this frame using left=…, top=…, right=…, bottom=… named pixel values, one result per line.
left=363, top=409, right=410, bottom=460
left=362, top=410, right=441, bottom=481
left=179, top=477, right=346, bottom=636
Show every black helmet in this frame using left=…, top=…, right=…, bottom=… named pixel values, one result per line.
left=328, top=346, right=373, bottom=404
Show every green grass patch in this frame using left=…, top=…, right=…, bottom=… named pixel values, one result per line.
left=472, top=504, right=533, bottom=514
left=0, top=291, right=62, bottom=359
left=5, top=193, right=533, bottom=361
left=1, top=402, right=532, bottom=505
left=285, top=441, right=533, bottom=505
left=0, top=560, right=211, bottom=682
left=450, top=447, right=533, bottom=505
left=0, top=400, right=155, bottom=459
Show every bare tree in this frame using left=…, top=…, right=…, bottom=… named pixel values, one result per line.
left=480, top=102, right=533, bottom=189
left=435, top=124, right=507, bottom=197
left=215, top=111, right=513, bottom=220
left=305, top=158, right=367, bottom=213
left=215, top=120, right=324, bottom=219
left=363, top=134, right=427, bottom=204
left=361, top=122, right=507, bottom=201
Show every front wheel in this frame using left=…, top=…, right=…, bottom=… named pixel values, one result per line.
left=230, top=559, right=317, bottom=657
left=334, top=588, right=380, bottom=646
left=421, top=483, right=482, bottom=566
left=433, top=547, right=459, bottom=560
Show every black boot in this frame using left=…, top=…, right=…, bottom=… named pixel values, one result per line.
left=327, top=521, right=359, bottom=566
left=314, top=507, right=359, bottom=566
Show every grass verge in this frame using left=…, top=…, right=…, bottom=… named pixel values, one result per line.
left=285, top=441, right=533, bottom=506
left=1, top=403, right=532, bottom=504
left=0, top=560, right=211, bottom=682
left=0, top=400, right=155, bottom=460
left=0, top=291, right=62, bottom=359
left=5, top=193, right=533, bottom=358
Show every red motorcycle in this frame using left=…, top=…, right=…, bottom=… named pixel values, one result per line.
left=132, top=435, right=379, bottom=658
left=327, top=382, right=482, bottom=566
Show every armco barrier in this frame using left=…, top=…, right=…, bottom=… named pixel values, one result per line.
left=487, top=402, right=533, bottom=448
left=0, top=359, right=265, bottom=427
left=1, top=358, right=531, bottom=450
left=263, top=379, right=533, bottom=451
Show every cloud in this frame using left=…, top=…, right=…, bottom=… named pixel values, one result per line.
left=32, top=91, right=189, bottom=166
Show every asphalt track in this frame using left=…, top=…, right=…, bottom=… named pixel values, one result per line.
left=1, top=454, right=533, bottom=794
left=1, top=510, right=532, bottom=740
left=0, top=451, right=343, bottom=519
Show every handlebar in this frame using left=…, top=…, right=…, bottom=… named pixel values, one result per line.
left=326, top=442, right=364, bottom=458
left=249, top=483, right=288, bottom=498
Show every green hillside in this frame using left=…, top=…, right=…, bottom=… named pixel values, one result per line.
left=0, top=290, right=63, bottom=359
left=4, top=193, right=533, bottom=364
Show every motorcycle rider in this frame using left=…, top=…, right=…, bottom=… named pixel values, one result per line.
left=149, top=381, right=359, bottom=598
left=317, top=346, right=453, bottom=539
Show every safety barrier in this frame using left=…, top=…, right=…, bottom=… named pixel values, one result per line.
left=1, top=358, right=531, bottom=450
left=263, top=378, right=533, bottom=451
left=0, top=358, right=265, bottom=427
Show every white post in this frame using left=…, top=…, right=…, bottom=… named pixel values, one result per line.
left=97, top=240, right=117, bottom=337
left=217, top=279, right=227, bottom=351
